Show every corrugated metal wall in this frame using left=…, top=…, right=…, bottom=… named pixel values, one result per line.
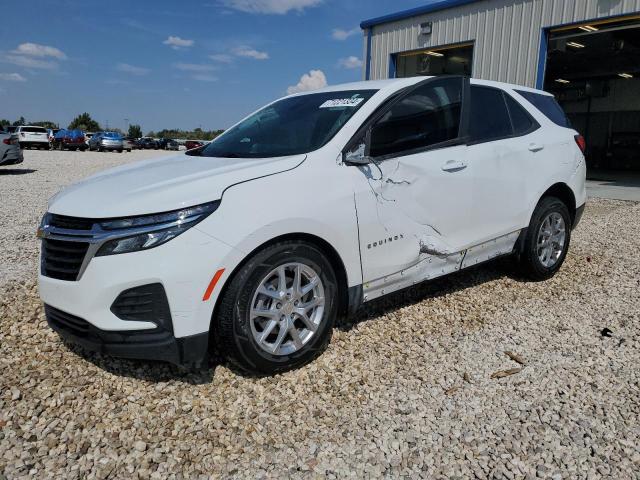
left=366, top=0, right=640, bottom=87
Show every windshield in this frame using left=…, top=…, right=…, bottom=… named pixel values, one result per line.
left=198, top=89, right=377, bottom=158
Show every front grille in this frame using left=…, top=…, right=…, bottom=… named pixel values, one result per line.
left=45, top=305, right=90, bottom=335
left=49, top=214, right=95, bottom=231
left=41, top=239, right=89, bottom=281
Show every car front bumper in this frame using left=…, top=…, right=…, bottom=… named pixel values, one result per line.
left=45, top=304, right=209, bottom=367
left=39, top=226, right=246, bottom=367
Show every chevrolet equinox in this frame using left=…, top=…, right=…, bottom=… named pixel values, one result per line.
left=38, top=76, right=586, bottom=374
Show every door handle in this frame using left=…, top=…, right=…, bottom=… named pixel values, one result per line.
left=441, top=159, right=467, bottom=172
left=528, top=143, right=544, bottom=152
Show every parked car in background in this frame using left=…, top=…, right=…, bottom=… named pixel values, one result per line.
left=15, top=126, right=50, bottom=149
left=52, top=129, right=87, bottom=151
left=157, top=138, right=171, bottom=150
left=136, top=137, right=159, bottom=149
left=185, top=140, right=205, bottom=150
left=36, top=77, right=586, bottom=374
left=48, top=128, right=60, bottom=141
left=122, top=137, right=135, bottom=152
left=165, top=139, right=179, bottom=151
left=84, top=132, right=95, bottom=147
left=5, top=126, right=17, bottom=134
left=88, top=132, right=124, bottom=152
left=0, top=131, right=23, bottom=166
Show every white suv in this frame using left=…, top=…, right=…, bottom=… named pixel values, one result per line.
left=38, top=76, right=586, bottom=374
left=16, top=125, right=50, bottom=149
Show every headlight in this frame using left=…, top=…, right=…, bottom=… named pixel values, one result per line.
left=95, top=201, right=219, bottom=256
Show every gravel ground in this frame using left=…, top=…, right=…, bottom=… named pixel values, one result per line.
left=0, top=149, right=166, bottom=286
left=1, top=151, right=639, bottom=478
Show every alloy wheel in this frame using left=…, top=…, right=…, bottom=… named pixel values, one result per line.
left=249, top=262, right=325, bottom=356
left=536, top=212, right=566, bottom=268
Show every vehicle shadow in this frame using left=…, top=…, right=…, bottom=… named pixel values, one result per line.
left=61, top=257, right=526, bottom=383
left=0, top=168, right=36, bottom=175
left=63, top=341, right=221, bottom=385
left=336, top=257, right=524, bottom=332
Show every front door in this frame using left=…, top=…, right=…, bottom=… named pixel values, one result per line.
left=346, top=77, right=473, bottom=289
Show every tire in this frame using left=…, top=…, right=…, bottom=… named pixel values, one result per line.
left=215, top=241, right=338, bottom=375
left=517, top=196, right=572, bottom=281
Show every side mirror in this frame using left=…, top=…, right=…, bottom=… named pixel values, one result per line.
left=343, top=142, right=372, bottom=166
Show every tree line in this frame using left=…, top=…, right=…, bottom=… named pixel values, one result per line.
left=1, top=113, right=223, bottom=140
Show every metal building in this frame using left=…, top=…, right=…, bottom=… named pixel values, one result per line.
left=361, top=0, right=640, bottom=176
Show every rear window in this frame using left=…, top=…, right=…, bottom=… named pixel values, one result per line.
left=515, top=90, right=571, bottom=128
left=21, top=127, right=47, bottom=133
left=504, top=93, right=537, bottom=135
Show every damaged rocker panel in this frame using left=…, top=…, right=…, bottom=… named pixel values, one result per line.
left=362, top=230, right=522, bottom=302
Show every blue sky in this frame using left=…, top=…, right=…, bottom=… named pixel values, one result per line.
left=0, top=0, right=426, bottom=133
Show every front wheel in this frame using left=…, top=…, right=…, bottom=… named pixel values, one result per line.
left=214, top=241, right=338, bottom=375
left=517, top=196, right=571, bottom=281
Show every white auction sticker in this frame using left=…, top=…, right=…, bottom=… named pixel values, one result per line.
left=319, top=98, right=364, bottom=108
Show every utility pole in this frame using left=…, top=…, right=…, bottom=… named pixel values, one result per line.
left=124, top=118, right=129, bottom=133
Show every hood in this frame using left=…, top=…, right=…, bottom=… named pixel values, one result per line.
left=48, top=153, right=306, bottom=217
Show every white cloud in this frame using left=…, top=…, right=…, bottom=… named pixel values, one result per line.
left=4, top=55, right=58, bottom=70
left=331, top=27, right=360, bottom=41
left=116, top=63, right=150, bottom=75
left=232, top=46, right=269, bottom=60
left=338, top=56, right=363, bottom=69
left=222, top=0, right=322, bottom=14
left=192, top=74, right=218, bottom=82
left=0, top=72, right=26, bottom=82
left=287, top=69, right=327, bottom=94
left=163, top=35, right=194, bottom=49
left=209, top=53, right=233, bottom=63
left=174, top=63, right=216, bottom=72
left=12, top=42, right=66, bottom=59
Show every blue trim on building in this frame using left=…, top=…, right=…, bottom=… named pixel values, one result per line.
left=365, top=28, right=372, bottom=80
left=534, top=12, right=639, bottom=90
left=388, top=54, right=397, bottom=78
left=360, top=0, right=484, bottom=29
left=535, top=28, right=548, bottom=89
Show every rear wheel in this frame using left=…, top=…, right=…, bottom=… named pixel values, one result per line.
left=215, top=241, right=338, bottom=375
left=517, top=196, right=571, bottom=280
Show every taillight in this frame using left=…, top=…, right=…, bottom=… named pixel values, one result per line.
left=574, top=134, right=586, bottom=154
left=2, top=138, right=10, bottom=145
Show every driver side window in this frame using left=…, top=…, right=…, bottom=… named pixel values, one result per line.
left=369, top=78, right=463, bottom=158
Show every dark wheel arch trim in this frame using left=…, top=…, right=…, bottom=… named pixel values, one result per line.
left=541, top=183, right=577, bottom=226
left=209, top=233, right=353, bottom=342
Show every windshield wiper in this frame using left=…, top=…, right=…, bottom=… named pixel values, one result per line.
left=213, top=152, right=241, bottom=158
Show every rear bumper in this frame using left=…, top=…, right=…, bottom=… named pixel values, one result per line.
left=1, top=148, right=23, bottom=165
left=61, top=141, right=86, bottom=148
left=46, top=304, right=209, bottom=368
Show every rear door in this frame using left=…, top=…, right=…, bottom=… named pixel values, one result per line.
left=464, top=85, right=541, bottom=242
